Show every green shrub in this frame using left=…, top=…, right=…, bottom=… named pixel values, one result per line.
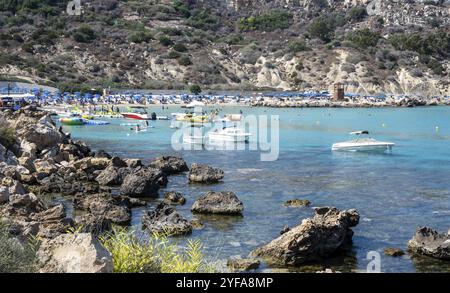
left=308, top=18, right=333, bottom=42
left=172, top=0, right=190, bottom=18
left=129, top=30, right=153, bottom=43
left=165, top=50, right=181, bottom=59
left=178, top=55, right=192, bottom=66
left=238, top=10, right=292, bottom=32
left=288, top=40, right=309, bottom=53
left=72, top=25, right=96, bottom=43
left=99, top=227, right=215, bottom=273
left=347, top=6, right=367, bottom=22
left=0, top=120, right=16, bottom=150
left=189, top=84, right=202, bottom=95
left=0, top=224, right=38, bottom=273
left=389, top=31, right=450, bottom=58
left=186, top=10, right=220, bottom=31
left=346, top=28, right=380, bottom=49
left=172, top=43, right=187, bottom=52
left=159, top=35, right=173, bottom=46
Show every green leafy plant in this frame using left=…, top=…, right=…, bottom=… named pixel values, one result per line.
left=188, top=84, right=202, bottom=95
left=129, top=30, right=153, bottom=43
left=346, top=29, right=380, bottom=49
left=99, top=227, right=215, bottom=273
left=0, top=224, right=39, bottom=273
left=0, top=119, right=16, bottom=151
left=238, top=10, right=292, bottom=32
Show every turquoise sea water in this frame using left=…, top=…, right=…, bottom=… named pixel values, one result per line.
left=60, top=106, right=450, bottom=272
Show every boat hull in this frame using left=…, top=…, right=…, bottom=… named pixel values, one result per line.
left=208, top=133, right=249, bottom=143
left=332, top=142, right=394, bottom=152
left=122, top=113, right=150, bottom=120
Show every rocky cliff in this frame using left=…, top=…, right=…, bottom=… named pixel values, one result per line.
left=0, top=0, right=449, bottom=95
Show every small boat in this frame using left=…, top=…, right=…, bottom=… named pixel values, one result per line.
left=83, top=120, right=110, bottom=126
left=175, top=113, right=210, bottom=123
left=156, top=116, right=170, bottom=120
left=332, top=131, right=394, bottom=152
left=208, top=127, right=251, bottom=143
left=183, top=101, right=205, bottom=108
left=122, top=106, right=150, bottom=120
left=59, top=117, right=84, bottom=125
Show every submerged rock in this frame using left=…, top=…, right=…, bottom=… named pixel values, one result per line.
left=190, top=218, right=204, bottom=230
left=37, top=233, right=112, bottom=273
left=384, top=247, right=405, bottom=257
left=142, top=203, right=192, bottom=236
left=408, top=227, right=450, bottom=260
left=284, top=199, right=311, bottom=207
left=191, top=191, right=243, bottom=215
left=164, top=191, right=186, bottom=205
left=149, top=156, right=189, bottom=175
left=227, top=258, right=260, bottom=272
left=252, top=207, right=360, bottom=266
left=119, top=168, right=166, bottom=197
left=188, top=163, right=224, bottom=183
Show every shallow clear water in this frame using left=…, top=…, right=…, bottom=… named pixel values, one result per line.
left=61, top=106, right=450, bottom=272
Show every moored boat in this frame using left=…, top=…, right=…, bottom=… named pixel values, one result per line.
left=332, top=131, right=395, bottom=152
left=208, top=127, right=251, bottom=143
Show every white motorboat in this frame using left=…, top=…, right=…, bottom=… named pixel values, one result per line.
left=122, top=106, right=150, bottom=120
left=184, top=100, right=205, bottom=108
left=332, top=131, right=394, bottom=152
left=208, top=127, right=251, bottom=143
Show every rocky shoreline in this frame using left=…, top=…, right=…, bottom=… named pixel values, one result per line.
left=250, top=97, right=449, bottom=108
left=1, top=107, right=449, bottom=273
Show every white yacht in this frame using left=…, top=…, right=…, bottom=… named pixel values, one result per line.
left=332, top=131, right=394, bottom=152
left=208, top=127, right=251, bottom=143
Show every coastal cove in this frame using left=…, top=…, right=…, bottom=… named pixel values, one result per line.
left=57, top=105, right=450, bottom=273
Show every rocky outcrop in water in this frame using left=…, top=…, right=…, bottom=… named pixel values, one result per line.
left=73, top=193, right=132, bottom=225
left=188, top=163, right=224, bottom=183
left=227, top=258, right=260, bottom=272
left=191, top=191, right=243, bottom=215
left=284, top=199, right=311, bottom=207
left=407, top=227, right=450, bottom=260
left=37, top=233, right=113, bottom=273
left=149, top=156, right=189, bottom=175
left=119, top=167, right=167, bottom=197
left=164, top=191, right=186, bottom=205
left=252, top=207, right=359, bottom=266
left=142, top=203, right=192, bottom=236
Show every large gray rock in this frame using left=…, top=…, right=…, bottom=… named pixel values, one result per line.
left=191, top=191, right=243, bottom=215
left=252, top=207, right=359, bottom=266
left=408, top=227, right=450, bottom=260
left=22, top=123, right=63, bottom=152
left=0, top=186, right=9, bottom=204
left=119, top=168, right=166, bottom=197
left=95, top=165, right=127, bottom=186
left=0, top=143, right=18, bottom=165
left=149, top=156, right=189, bottom=175
left=188, top=163, right=224, bottom=183
left=73, top=193, right=132, bottom=225
left=142, top=203, right=192, bottom=236
left=37, top=233, right=113, bottom=273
